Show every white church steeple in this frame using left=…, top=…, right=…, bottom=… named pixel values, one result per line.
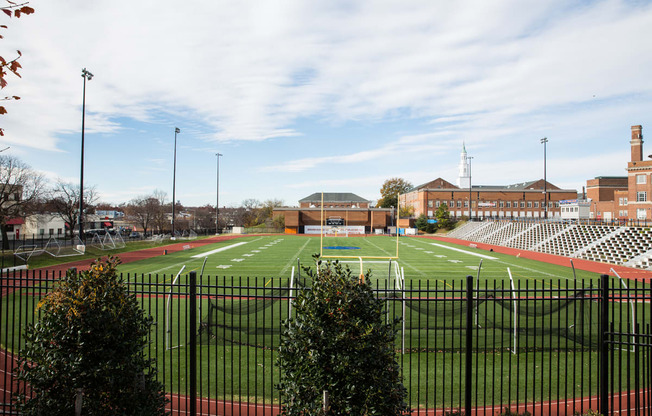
left=457, top=142, right=470, bottom=188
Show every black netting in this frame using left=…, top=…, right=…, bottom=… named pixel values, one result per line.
left=197, top=278, right=601, bottom=352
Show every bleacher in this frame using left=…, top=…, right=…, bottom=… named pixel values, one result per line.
left=446, top=220, right=652, bottom=270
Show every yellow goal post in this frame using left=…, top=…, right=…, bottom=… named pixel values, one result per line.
left=318, top=192, right=401, bottom=280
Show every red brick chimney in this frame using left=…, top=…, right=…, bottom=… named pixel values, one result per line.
left=631, top=125, right=643, bottom=162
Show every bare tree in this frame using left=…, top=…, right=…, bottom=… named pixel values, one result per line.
left=125, top=195, right=160, bottom=236
left=259, top=199, right=284, bottom=223
left=47, top=180, right=97, bottom=239
left=151, top=189, right=169, bottom=233
left=0, top=155, right=45, bottom=248
left=240, top=198, right=262, bottom=227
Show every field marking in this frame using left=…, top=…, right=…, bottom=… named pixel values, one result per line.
left=365, top=238, right=446, bottom=284
left=280, top=238, right=311, bottom=276
left=191, top=242, right=248, bottom=258
left=429, top=243, right=498, bottom=260
left=413, top=238, right=573, bottom=282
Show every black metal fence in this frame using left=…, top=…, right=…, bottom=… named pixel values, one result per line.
left=1, top=271, right=651, bottom=415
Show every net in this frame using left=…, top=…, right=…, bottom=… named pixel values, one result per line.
left=196, top=271, right=601, bottom=353
left=90, top=232, right=126, bottom=250
left=43, top=236, right=85, bottom=257
left=13, top=244, right=45, bottom=261
left=383, top=284, right=601, bottom=352
left=197, top=277, right=298, bottom=347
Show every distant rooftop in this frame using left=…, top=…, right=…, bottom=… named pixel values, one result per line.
left=299, top=192, right=369, bottom=203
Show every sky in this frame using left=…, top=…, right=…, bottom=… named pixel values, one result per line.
left=2, top=0, right=652, bottom=208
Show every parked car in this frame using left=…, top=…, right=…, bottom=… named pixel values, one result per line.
left=128, top=232, right=141, bottom=239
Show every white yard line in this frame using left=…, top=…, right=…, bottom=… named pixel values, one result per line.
left=428, top=242, right=498, bottom=259
left=191, top=242, right=248, bottom=258
left=280, top=238, right=311, bottom=276
left=412, top=238, right=571, bottom=280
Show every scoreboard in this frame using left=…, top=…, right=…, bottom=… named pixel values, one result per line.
left=326, top=218, right=345, bottom=226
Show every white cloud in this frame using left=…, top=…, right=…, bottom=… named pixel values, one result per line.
left=2, top=0, right=652, bottom=206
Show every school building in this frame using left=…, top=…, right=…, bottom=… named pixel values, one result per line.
left=399, top=145, right=578, bottom=220
left=274, top=193, right=394, bottom=234
left=587, top=125, right=652, bottom=221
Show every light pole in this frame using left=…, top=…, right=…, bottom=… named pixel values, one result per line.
left=541, top=137, right=548, bottom=220
left=79, top=68, right=93, bottom=241
left=215, top=153, right=223, bottom=234
left=467, top=156, right=473, bottom=220
left=172, top=127, right=180, bottom=236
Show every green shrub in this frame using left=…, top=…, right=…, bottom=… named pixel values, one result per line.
left=14, top=256, right=166, bottom=415
left=277, top=255, right=409, bottom=415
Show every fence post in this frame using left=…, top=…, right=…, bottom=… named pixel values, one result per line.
left=600, top=274, right=609, bottom=416
left=189, top=270, right=197, bottom=416
left=465, top=275, right=473, bottom=416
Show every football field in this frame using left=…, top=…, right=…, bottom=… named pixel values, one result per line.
left=117, top=234, right=599, bottom=287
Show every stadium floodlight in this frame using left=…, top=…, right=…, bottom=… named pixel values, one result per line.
left=79, top=68, right=93, bottom=242
left=541, top=137, right=548, bottom=220
left=216, top=153, right=223, bottom=235
left=172, top=127, right=180, bottom=237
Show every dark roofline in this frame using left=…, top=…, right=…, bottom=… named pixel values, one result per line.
left=299, top=192, right=370, bottom=203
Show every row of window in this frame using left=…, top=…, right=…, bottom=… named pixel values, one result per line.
left=429, top=200, right=558, bottom=209
left=39, top=228, right=63, bottom=235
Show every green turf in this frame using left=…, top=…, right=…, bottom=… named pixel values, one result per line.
left=115, top=235, right=606, bottom=287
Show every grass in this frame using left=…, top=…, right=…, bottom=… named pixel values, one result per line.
left=2, top=234, right=649, bottom=410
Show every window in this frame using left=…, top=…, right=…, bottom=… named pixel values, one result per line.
left=624, top=198, right=628, bottom=205
left=428, top=200, right=433, bottom=208
left=39, top=229, right=45, bottom=235
left=463, top=201, right=468, bottom=208
left=49, top=228, right=54, bottom=235
left=499, top=201, right=504, bottom=208
left=637, top=208, right=647, bottom=220
left=450, top=200, right=454, bottom=208
left=506, top=201, right=511, bottom=208
left=57, top=228, right=62, bottom=235
left=637, top=192, right=647, bottom=202
left=520, top=201, right=525, bottom=208
left=534, top=201, right=539, bottom=208
left=637, top=174, right=647, bottom=184
left=435, top=201, right=440, bottom=208
left=457, top=200, right=462, bottom=208
left=527, top=201, right=532, bottom=208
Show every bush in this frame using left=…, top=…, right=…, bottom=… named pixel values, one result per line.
left=277, top=255, right=409, bottom=415
left=14, top=256, right=166, bottom=415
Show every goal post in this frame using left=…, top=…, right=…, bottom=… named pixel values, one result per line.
left=319, top=191, right=400, bottom=260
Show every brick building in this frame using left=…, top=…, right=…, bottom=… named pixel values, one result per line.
left=274, top=193, right=393, bottom=234
left=400, top=143, right=577, bottom=220
left=400, top=178, right=577, bottom=220
left=587, top=125, right=652, bottom=221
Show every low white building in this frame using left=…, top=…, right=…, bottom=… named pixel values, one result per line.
left=559, top=199, right=591, bottom=221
